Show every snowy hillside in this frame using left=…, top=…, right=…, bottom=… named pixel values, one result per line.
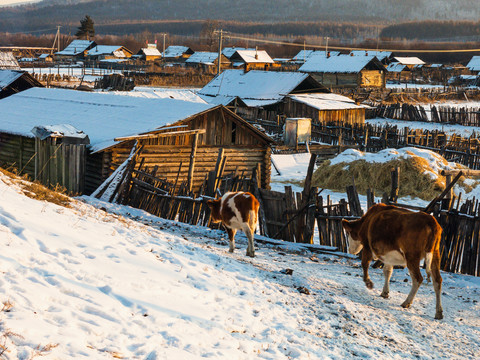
left=0, top=171, right=479, bottom=359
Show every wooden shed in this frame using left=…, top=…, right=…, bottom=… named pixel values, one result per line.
left=99, top=105, right=273, bottom=192
left=299, top=54, right=386, bottom=88
left=0, top=69, right=43, bottom=99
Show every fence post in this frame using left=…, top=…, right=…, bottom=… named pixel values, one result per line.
left=389, top=166, right=400, bottom=203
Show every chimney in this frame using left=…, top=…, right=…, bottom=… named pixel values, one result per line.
left=350, top=52, right=354, bottom=56
left=255, top=46, right=258, bottom=60
left=327, top=51, right=330, bottom=58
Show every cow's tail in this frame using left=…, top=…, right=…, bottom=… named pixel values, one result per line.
left=425, top=219, right=442, bottom=282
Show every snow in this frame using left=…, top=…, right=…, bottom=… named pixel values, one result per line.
left=0, top=69, right=23, bottom=89
left=231, top=50, right=274, bottom=64
left=55, top=40, right=95, bottom=56
left=185, top=52, right=219, bottom=65
left=0, top=87, right=215, bottom=152
left=299, top=54, right=381, bottom=73
left=393, top=57, right=426, bottom=66
left=466, top=56, right=480, bottom=72
left=107, top=86, right=206, bottom=103
left=0, top=166, right=479, bottom=359
left=289, top=93, right=366, bottom=110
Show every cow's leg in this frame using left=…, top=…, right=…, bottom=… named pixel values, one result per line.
left=380, top=264, right=393, bottom=298
left=431, top=249, right=444, bottom=320
left=425, top=252, right=433, bottom=283
left=243, top=225, right=255, bottom=258
left=362, top=249, right=374, bottom=289
left=227, top=228, right=237, bottom=253
left=401, top=257, right=423, bottom=309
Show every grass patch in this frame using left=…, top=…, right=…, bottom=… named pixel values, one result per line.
left=0, top=168, right=71, bottom=208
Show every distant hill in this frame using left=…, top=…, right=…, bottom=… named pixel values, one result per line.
left=0, top=0, right=479, bottom=35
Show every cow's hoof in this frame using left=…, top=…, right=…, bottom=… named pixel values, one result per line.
left=365, top=280, right=374, bottom=289
left=229, top=248, right=234, bottom=253
left=380, top=291, right=389, bottom=299
left=435, top=311, right=444, bottom=320
left=401, top=301, right=411, bottom=309
left=246, top=250, right=255, bottom=257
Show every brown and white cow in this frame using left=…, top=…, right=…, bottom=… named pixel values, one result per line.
left=207, top=191, right=260, bottom=257
left=342, top=203, right=444, bottom=320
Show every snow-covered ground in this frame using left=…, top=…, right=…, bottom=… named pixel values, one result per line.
left=0, top=171, right=479, bottom=360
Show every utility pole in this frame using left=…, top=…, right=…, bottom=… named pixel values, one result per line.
left=52, top=26, right=61, bottom=54
left=161, top=33, right=167, bottom=60
left=217, top=29, right=223, bottom=75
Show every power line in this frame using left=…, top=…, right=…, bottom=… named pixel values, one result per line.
left=226, top=34, right=480, bottom=53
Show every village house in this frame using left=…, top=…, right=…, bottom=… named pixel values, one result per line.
left=54, top=39, right=97, bottom=61
left=0, top=69, right=43, bottom=99
left=291, top=50, right=340, bottom=65
left=386, top=62, right=410, bottom=83
left=229, top=49, right=276, bottom=71
left=0, top=87, right=273, bottom=194
left=222, top=47, right=254, bottom=59
left=348, top=50, right=393, bottom=64
left=198, top=69, right=366, bottom=126
left=85, top=45, right=133, bottom=62
left=38, top=53, right=54, bottom=63
left=185, top=52, right=231, bottom=73
left=162, top=46, right=194, bottom=63
left=299, top=54, right=386, bottom=88
left=136, top=44, right=162, bottom=61
left=466, top=56, right=480, bottom=74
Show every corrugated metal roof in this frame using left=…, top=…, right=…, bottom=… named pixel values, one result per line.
left=467, top=56, right=480, bottom=72
left=232, top=50, right=274, bottom=64
left=0, top=69, right=24, bottom=90
left=185, top=52, right=218, bottom=64
left=199, top=69, right=311, bottom=104
left=55, top=40, right=95, bottom=56
left=163, top=46, right=190, bottom=58
left=0, top=52, right=21, bottom=70
left=393, top=57, right=425, bottom=66
left=299, top=54, right=380, bottom=73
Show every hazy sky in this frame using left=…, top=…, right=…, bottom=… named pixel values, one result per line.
left=0, top=0, right=40, bottom=7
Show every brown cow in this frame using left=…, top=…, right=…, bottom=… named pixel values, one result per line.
left=342, top=203, right=443, bottom=320
left=207, top=191, right=259, bottom=257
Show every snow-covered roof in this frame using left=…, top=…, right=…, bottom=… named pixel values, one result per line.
left=231, top=50, right=274, bottom=64
left=291, top=50, right=340, bottom=63
left=185, top=52, right=219, bottom=65
left=466, top=56, right=480, bottom=72
left=0, top=52, right=20, bottom=70
left=288, top=93, right=366, bottom=110
left=31, top=124, right=89, bottom=142
left=163, top=46, right=191, bottom=58
left=0, top=69, right=24, bottom=90
left=109, top=87, right=207, bottom=103
left=299, top=54, right=382, bottom=73
left=0, top=87, right=217, bottom=152
left=386, top=62, right=408, bottom=73
left=349, top=50, right=392, bottom=62
left=198, top=69, right=317, bottom=106
left=393, top=57, right=425, bottom=66
left=38, top=54, right=52, bottom=59
left=222, top=47, right=254, bottom=58
left=140, top=47, right=162, bottom=56
left=87, top=45, right=129, bottom=57
left=55, top=40, right=95, bottom=56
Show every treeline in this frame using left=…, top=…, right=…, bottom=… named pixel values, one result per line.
left=381, top=21, right=480, bottom=41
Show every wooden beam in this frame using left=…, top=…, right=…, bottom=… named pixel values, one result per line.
left=114, top=129, right=206, bottom=142
left=187, top=133, right=198, bottom=192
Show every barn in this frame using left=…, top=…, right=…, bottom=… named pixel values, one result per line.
left=299, top=54, right=386, bottom=88
left=0, top=87, right=272, bottom=194
left=0, top=69, right=43, bottom=99
left=198, top=69, right=366, bottom=125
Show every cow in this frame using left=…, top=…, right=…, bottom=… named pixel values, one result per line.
left=341, top=203, right=444, bottom=320
left=206, top=191, right=259, bottom=257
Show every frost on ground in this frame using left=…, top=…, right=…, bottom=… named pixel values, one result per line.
left=0, top=172, right=479, bottom=359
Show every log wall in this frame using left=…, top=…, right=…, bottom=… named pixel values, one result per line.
left=0, top=133, right=35, bottom=177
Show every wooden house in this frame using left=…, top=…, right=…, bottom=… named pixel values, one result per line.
left=299, top=54, right=386, bottom=88
left=386, top=62, right=411, bottom=83
left=136, top=45, right=162, bottom=61
left=198, top=70, right=366, bottom=126
left=349, top=50, right=393, bottom=65
left=466, top=56, right=480, bottom=74
left=86, top=45, right=133, bottom=61
left=222, top=47, right=254, bottom=59
left=0, top=87, right=272, bottom=194
left=55, top=40, right=97, bottom=61
left=0, top=69, right=43, bottom=99
left=185, top=52, right=231, bottom=73
left=163, top=46, right=194, bottom=63
left=229, top=49, right=275, bottom=71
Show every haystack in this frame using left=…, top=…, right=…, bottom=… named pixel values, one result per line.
left=312, top=147, right=473, bottom=200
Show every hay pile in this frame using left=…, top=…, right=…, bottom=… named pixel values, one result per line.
left=312, top=147, right=475, bottom=200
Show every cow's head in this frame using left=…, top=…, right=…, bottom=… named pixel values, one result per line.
left=342, top=219, right=363, bottom=255
left=207, top=199, right=222, bottom=223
